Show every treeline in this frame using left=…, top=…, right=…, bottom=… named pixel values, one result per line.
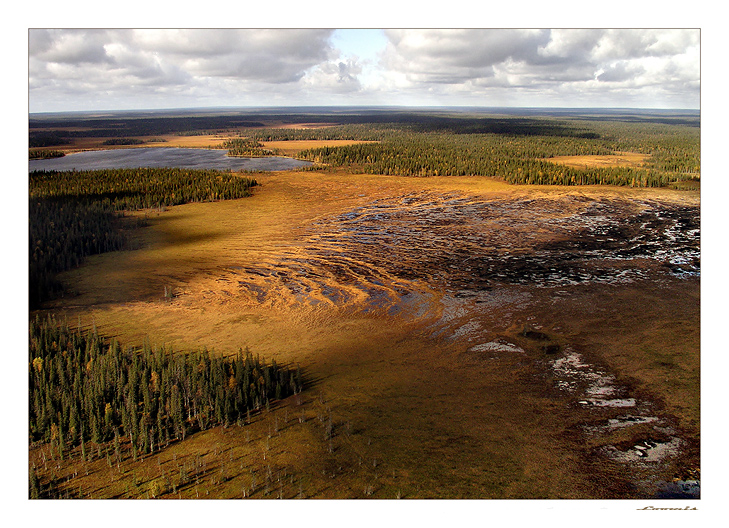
left=29, top=168, right=258, bottom=308
left=29, top=198, right=130, bottom=306
left=29, top=315, right=302, bottom=459
left=29, top=149, right=65, bottom=160
left=569, top=119, right=701, bottom=175
left=294, top=121, right=699, bottom=187
left=222, top=138, right=278, bottom=157
left=102, top=138, right=145, bottom=145
left=28, top=131, right=69, bottom=148
left=29, top=116, right=269, bottom=142
left=30, top=167, right=258, bottom=207
left=250, top=124, right=396, bottom=142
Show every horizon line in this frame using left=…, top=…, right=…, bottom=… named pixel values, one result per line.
left=29, top=105, right=701, bottom=117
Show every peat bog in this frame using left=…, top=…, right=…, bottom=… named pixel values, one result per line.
left=28, top=108, right=700, bottom=500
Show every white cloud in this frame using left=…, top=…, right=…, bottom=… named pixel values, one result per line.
left=303, top=59, right=364, bottom=94
left=380, top=29, right=550, bottom=85
left=28, top=29, right=342, bottom=110
left=28, top=28, right=700, bottom=112
left=376, top=29, right=700, bottom=108
left=31, top=29, right=113, bottom=65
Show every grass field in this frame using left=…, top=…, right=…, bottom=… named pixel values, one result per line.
left=544, top=152, right=649, bottom=169
left=32, top=168, right=700, bottom=499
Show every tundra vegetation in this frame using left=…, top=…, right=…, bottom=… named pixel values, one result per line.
left=27, top=108, right=700, bottom=500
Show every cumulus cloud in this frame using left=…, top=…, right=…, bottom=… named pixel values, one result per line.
left=376, top=28, right=699, bottom=107
left=128, top=29, right=335, bottom=83
left=28, top=28, right=700, bottom=111
left=30, top=29, right=114, bottom=65
left=303, top=59, right=364, bottom=93
left=381, top=29, right=550, bottom=84
left=596, top=61, right=644, bottom=83
left=29, top=29, right=339, bottom=110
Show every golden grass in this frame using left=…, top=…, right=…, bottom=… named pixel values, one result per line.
left=544, top=151, right=649, bottom=169
left=145, top=135, right=229, bottom=148
left=35, top=169, right=700, bottom=498
left=29, top=392, right=403, bottom=499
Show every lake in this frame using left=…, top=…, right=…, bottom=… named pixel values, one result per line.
left=29, top=148, right=313, bottom=172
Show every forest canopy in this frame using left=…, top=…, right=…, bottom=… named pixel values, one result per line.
left=29, top=168, right=258, bottom=308
left=29, top=108, right=700, bottom=188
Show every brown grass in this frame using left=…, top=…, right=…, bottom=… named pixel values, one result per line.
left=544, top=151, right=649, bottom=169
left=33, top=169, right=700, bottom=499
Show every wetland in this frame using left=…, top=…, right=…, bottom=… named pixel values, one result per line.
left=28, top=109, right=700, bottom=500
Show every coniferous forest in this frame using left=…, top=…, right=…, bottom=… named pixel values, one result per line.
left=29, top=316, right=302, bottom=498
left=29, top=168, right=258, bottom=308
left=292, top=120, right=699, bottom=187
left=29, top=109, right=700, bottom=189
left=221, top=138, right=278, bottom=157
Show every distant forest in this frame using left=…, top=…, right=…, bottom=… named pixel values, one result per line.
left=292, top=121, right=698, bottom=186
left=30, top=108, right=699, bottom=188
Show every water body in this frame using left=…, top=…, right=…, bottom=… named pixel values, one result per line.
left=29, top=148, right=313, bottom=172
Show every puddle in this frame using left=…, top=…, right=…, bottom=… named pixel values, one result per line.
left=579, top=398, right=636, bottom=408
left=453, top=320, right=483, bottom=340
left=545, top=345, right=692, bottom=495
left=549, top=350, right=644, bottom=409
left=601, top=436, right=683, bottom=464
left=468, top=340, right=525, bottom=354
left=583, top=415, right=660, bottom=435
left=655, top=479, right=700, bottom=499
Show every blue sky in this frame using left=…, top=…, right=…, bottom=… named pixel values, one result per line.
left=27, top=27, right=701, bottom=112
left=332, top=29, right=388, bottom=62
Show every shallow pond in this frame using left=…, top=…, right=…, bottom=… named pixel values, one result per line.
left=29, top=147, right=313, bottom=172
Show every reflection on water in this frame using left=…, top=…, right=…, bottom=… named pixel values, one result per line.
left=29, top=147, right=313, bottom=172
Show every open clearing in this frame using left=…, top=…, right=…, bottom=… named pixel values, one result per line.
left=544, top=152, right=649, bottom=169
left=33, top=169, right=699, bottom=499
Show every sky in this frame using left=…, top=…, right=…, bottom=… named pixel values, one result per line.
left=28, top=28, right=701, bottom=113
